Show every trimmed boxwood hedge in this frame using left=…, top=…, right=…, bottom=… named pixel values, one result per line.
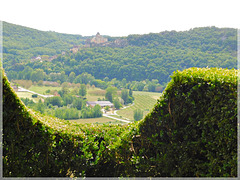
left=2, top=67, right=237, bottom=177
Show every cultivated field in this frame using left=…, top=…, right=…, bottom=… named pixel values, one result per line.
left=116, top=91, right=162, bottom=121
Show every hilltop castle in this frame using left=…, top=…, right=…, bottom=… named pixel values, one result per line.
left=85, top=32, right=128, bottom=48
left=90, top=32, right=108, bottom=44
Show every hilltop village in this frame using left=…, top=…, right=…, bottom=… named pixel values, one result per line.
left=31, top=32, right=128, bottom=61
left=69, top=32, right=128, bottom=53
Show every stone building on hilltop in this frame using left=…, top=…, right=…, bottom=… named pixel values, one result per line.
left=85, top=32, right=128, bottom=48
left=90, top=32, right=108, bottom=44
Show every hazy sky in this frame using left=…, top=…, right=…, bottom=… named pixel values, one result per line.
left=1, top=0, right=239, bottom=36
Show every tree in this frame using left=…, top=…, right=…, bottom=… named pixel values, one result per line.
left=63, top=95, right=73, bottom=106
left=79, top=84, right=87, bottom=97
left=105, top=86, right=117, bottom=102
left=69, top=72, right=76, bottom=83
left=45, top=96, right=62, bottom=107
left=73, top=98, right=84, bottom=110
left=105, top=91, right=113, bottom=102
left=60, top=71, right=67, bottom=83
left=121, top=78, right=127, bottom=88
left=129, top=88, right=133, bottom=97
left=148, top=83, right=156, bottom=92
left=113, top=98, right=122, bottom=109
left=61, top=87, right=70, bottom=96
left=134, top=109, right=143, bottom=121
left=121, top=89, right=129, bottom=105
left=93, top=104, right=102, bottom=117
left=135, top=82, right=145, bottom=91
left=30, top=69, right=46, bottom=82
left=35, top=100, right=45, bottom=114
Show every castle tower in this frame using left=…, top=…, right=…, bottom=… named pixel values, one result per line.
left=91, top=32, right=108, bottom=44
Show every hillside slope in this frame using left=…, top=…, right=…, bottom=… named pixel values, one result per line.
left=3, top=67, right=237, bottom=177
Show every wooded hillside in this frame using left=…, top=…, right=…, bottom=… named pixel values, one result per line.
left=3, top=22, right=237, bottom=86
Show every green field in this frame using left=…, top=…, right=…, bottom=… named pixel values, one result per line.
left=29, top=85, right=107, bottom=101
left=29, top=85, right=62, bottom=94
left=68, top=117, right=123, bottom=124
left=16, top=91, right=42, bottom=103
left=117, top=91, right=162, bottom=121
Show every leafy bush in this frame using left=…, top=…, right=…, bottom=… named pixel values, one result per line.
left=31, top=94, right=38, bottom=98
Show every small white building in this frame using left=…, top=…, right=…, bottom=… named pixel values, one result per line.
left=86, top=101, right=114, bottom=108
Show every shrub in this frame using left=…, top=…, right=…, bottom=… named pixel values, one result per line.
left=32, top=94, right=38, bottom=98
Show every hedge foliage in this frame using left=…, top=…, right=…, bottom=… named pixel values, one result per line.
left=131, top=67, right=238, bottom=177
left=3, top=67, right=237, bottom=177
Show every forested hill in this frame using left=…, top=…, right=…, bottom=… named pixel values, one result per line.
left=2, top=21, right=86, bottom=64
left=127, top=27, right=236, bottom=52
left=3, top=21, right=237, bottom=86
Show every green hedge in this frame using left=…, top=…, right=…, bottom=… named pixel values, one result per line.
left=2, top=67, right=237, bottom=177
left=3, top=71, right=130, bottom=177
left=127, top=67, right=237, bottom=177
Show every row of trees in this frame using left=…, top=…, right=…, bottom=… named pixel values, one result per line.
left=10, top=45, right=236, bottom=86
left=9, top=67, right=166, bottom=93
left=21, top=95, right=102, bottom=120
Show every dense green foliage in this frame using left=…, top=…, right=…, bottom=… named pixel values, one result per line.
left=3, top=22, right=237, bottom=88
left=131, top=67, right=237, bottom=177
left=21, top=91, right=104, bottom=120
left=3, top=67, right=237, bottom=177
left=3, top=72, right=127, bottom=177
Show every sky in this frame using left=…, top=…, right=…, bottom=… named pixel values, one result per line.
left=1, top=0, right=239, bottom=37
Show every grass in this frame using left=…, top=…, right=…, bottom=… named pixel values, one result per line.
left=16, top=91, right=42, bottom=103
left=29, top=85, right=62, bottom=94
left=69, top=116, right=122, bottom=124
left=117, top=91, right=162, bottom=121
left=29, top=85, right=108, bottom=101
